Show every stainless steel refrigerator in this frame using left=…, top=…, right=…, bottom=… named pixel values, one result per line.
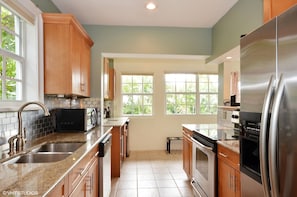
left=240, top=4, right=297, bottom=197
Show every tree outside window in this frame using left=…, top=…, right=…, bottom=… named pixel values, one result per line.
left=199, top=74, right=218, bottom=114
left=0, top=4, right=23, bottom=101
left=121, top=75, right=153, bottom=115
left=165, top=73, right=196, bottom=115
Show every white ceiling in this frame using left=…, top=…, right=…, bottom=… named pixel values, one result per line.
left=51, top=0, right=238, bottom=28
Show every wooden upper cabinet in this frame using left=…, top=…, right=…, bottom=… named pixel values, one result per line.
left=103, top=58, right=115, bottom=100
left=43, top=13, right=94, bottom=97
left=264, top=0, right=297, bottom=22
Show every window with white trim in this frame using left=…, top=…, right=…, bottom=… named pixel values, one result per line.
left=165, top=73, right=218, bottom=115
left=165, top=73, right=196, bottom=115
left=0, top=4, right=24, bottom=100
left=0, top=0, right=43, bottom=110
left=198, top=74, right=218, bottom=114
left=121, top=74, right=153, bottom=116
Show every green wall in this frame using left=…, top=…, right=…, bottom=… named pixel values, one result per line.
left=84, top=25, right=212, bottom=97
left=30, top=0, right=60, bottom=13
left=31, top=0, right=263, bottom=98
left=208, top=0, right=263, bottom=62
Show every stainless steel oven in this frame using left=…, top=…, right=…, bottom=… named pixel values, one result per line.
left=191, top=136, right=216, bottom=197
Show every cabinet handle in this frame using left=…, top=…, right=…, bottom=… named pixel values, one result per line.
left=62, top=184, right=65, bottom=197
left=233, top=176, right=236, bottom=192
left=228, top=173, right=231, bottom=189
left=80, top=83, right=85, bottom=91
left=231, top=174, right=234, bottom=191
left=219, top=152, right=228, bottom=158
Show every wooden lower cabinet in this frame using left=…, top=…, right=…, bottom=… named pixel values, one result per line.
left=47, top=175, right=69, bottom=197
left=48, top=145, right=99, bottom=197
left=69, top=157, right=98, bottom=197
left=217, top=144, right=240, bottom=197
left=111, top=125, right=126, bottom=177
left=182, top=127, right=193, bottom=179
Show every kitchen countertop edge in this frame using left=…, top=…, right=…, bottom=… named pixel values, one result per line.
left=0, top=125, right=113, bottom=196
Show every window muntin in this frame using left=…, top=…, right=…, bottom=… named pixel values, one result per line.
left=0, top=4, right=24, bottom=101
left=198, top=74, right=218, bottom=114
left=165, top=73, right=196, bottom=115
left=121, top=75, right=153, bottom=115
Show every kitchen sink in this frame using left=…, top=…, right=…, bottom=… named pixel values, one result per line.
left=32, top=141, right=85, bottom=153
left=2, top=141, right=86, bottom=164
left=3, top=153, right=72, bottom=164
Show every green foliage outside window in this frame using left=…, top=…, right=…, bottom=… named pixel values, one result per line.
left=0, top=5, right=22, bottom=100
left=165, top=74, right=196, bottom=115
left=199, top=74, right=218, bottom=114
left=122, top=75, right=153, bottom=115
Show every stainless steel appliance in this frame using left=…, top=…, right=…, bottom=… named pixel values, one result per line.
left=191, top=125, right=238, bottom=197
left=240, top=4, right=297, bottom=196
left=55, top=108, right=98, bottom=132
left=99, top=133, right=112, bottom=197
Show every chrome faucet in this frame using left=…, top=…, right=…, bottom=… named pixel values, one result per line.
left=8, top=102, right=50, bottom=155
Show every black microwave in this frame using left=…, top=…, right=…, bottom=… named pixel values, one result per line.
left=55, top=108, right=98, bottom=132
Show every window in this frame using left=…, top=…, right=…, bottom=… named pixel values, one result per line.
left=165, top=73, right=218, bottom=115
left=165, top=73, right=196, bottom=115
left=0, top=0, right=43, bottom=110
left=198, top=74, right=218, bottom=114
left=121, top=75, right=153, bottom=115
left=0, top=4, right=24, bottom=101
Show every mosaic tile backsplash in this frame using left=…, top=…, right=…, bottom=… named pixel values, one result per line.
left=0, top=97, right=101, bottom=153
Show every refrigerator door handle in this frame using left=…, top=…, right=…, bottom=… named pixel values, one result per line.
left=269, top=74, right=285, bottom=197
left=260, top=75, right=275, bottom=197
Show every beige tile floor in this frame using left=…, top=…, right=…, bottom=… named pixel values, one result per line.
left=110, top=150, right=194, bottom=197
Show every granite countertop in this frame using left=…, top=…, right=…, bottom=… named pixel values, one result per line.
left=218, top=106, right=240, bottom=111
left=182, top=123, right=240, bottom=153
left=182, top=123, right=229, bottom=131
left=0, top=126, right=112, bottom=197
left=217, top=140, right=240, bottom=154
left=103, top=117, right=129, bottom=127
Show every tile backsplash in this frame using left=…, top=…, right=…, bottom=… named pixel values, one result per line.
left=0, top=97, right=101, bottom=152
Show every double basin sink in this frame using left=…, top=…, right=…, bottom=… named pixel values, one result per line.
left=3, top=142, right=85, bottom=164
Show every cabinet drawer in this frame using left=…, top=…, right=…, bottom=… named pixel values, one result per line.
left=68, top=145, right=98, bottom=191
left=182, top=127, right=193, bottom=138
left=217, top=144, right=239, bottom=170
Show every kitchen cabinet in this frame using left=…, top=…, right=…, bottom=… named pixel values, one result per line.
left=47, top=175, right=69, bottom=197
left=182, top=126, right=193, bottom=179
left=110, top=125, right=124, bottom=177
left=43, top=13, right=94, bottom=97
left=103, top=58, right=115, bottom=100
left=69, top=156, right=98, bottom=197
left=264, top=0, right=297, bottom=22
left=217, top=143, right=240, bottom=197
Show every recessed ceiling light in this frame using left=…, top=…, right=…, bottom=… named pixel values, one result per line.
left=226, top=56, right=232, bottom=60
left=146, top=2, right=156, bottom=10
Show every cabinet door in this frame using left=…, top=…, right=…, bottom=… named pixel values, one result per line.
left=182, top=128, right=192, bottom=179
left=70, top=24, right=82, bottom=95
left=264, top=0, right=297, bottom=22
left=86, top=158, right=99, bottom=197
left=218, top=159, right=236, bottom=197
left=111, top=126, right=121, bottom=177
left=69, top=174, right=87, bottom=197
left=80, top=38, right=91, bottom=97
left=47, top=176, right=69, bottom=197
left=44, top=23, right=71, bottom=94
left=103, top=58, right=115, bottom=100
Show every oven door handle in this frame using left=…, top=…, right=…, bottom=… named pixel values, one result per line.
left=191, top=137, right=213, bottom=152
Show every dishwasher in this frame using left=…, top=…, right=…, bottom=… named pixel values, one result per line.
left=99, top=133, right=112, bottom=197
